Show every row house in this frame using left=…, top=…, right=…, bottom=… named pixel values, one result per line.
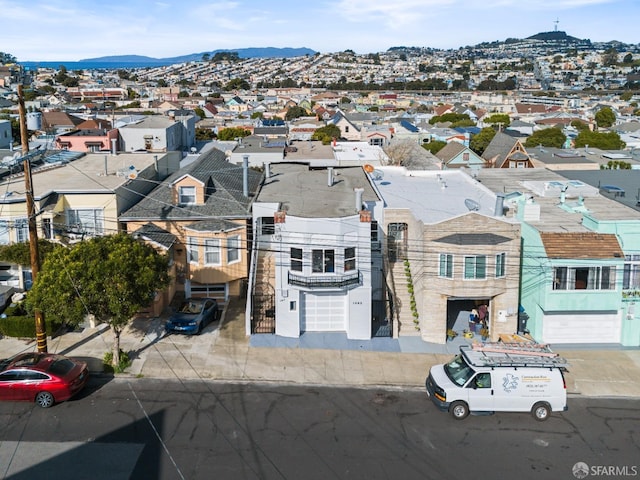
left=478, top=168, right=640, bottom=347
left=0, top=151, right=179, bottom=290
left=248, top=163, right=384, bottom=339
left=372, top=167, right=521, bottom=343
left=121, top=149, right=262, bottom=311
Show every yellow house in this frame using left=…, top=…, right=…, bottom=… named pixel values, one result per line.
left=0, top=150, right=180, bottom=290
left=120, top=148, right=263, bottom=310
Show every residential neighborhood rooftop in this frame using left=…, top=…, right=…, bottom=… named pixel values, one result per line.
left=0, top=152, right=159, bottom=200
left=372, top=167, right=499, bottom=224
left=256, top=163, right=379, bottom=218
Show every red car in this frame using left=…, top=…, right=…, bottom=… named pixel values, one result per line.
left=0, top=352, right=89, bottom=408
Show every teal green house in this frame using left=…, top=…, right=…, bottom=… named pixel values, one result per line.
left=478, top=170, right=640, bottom=347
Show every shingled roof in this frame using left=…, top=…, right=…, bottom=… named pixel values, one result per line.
left=120, top=148, right=263, bottom=221
left=540, top=232, right=624, bottom=259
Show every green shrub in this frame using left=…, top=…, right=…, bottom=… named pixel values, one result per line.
left=103, top=350, right=132, bottom=374
left=0, top=315, right=62, bottom=338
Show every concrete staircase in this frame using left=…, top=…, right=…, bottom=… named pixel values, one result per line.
left=391, top=261, right=421, bottom=337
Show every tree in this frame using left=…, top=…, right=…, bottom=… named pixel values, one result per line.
left=0, top=239, right=58, bottom=266
left=594, top=107, right=616, bottom=128
left=574, top=130, right=625, bottom=150
left=470, top=127, right=497, bottom=155
left=217, top=127, right=250, bottom=141
left=0, top=52, right=17, bottom=64
left=602, top=48, right=619, bottom=67
left=26, top=234, right=170, bottom=367
left=202, top=53, right=210, bottom=62
left=422, top=140, right=447, bottom=155
left=285, top=105, right=308, bottom=121
left=193, top=107, right=206, bottom=119
left=523, top=127, right=566, bottom=148
left=195, top=127, right=215, bottom=140
left=484, top=113, right=511, bottom=128
left=224, top=78, right=250, bottom=91
left=311, top=124, right=341, bottom=144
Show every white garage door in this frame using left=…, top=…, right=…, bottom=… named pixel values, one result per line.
left=542, top=313, right=621, bottom=344
left=302, top=292, right=345, bottom=332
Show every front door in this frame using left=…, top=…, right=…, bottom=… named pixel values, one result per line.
left=388, top=223, right=407, bottom=262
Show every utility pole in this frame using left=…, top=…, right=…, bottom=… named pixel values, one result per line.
left=18, top=84, right=47, bottom=353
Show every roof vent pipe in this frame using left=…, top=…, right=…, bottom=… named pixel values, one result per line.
left=354, top=187, right=364, bottom=213
left=494, top=193, right=505, bottom=217
left=265, top=162, right=271, bottom=178
left=243, top=155, right=249, bottom=197
left=328, top=167, right=334, bottom=187
left=111, top=138, right=117, bottom=155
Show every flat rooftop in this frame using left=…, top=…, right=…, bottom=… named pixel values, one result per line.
left=0, top=152, right=159, bottom=201
left=476, top=168, right=640, bottom=233
left=256, top=163, right=380, bottom=218
left=372, top=167, right=500, bottom=224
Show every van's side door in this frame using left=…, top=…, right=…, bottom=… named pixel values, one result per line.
left=466, top=372, right=493, bottom=411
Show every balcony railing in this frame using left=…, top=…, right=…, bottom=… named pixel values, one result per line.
left=288, top=270, right=361, bottom=289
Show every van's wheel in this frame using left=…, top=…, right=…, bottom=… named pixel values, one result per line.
left=531, top=402, right=551, bottom=421
left=450, top=401, right=469, bottom=420
left=35, top=391, right=55, bottom=408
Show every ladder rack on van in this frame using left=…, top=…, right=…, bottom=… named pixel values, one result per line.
left=460, top=343, right=569, bottom=368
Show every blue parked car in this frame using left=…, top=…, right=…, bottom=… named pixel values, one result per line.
left=165, top=298, right=219, bottom=335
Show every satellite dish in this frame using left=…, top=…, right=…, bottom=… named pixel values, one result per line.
left=190, top=147, right=197, bottom=153
left=225, top=150, right=233, bottom=158
left=372, top=169, right=384, bottom=180
left=465, top=198, right=480, bottom=211
left=128, top=171, right=138, bottom=179
left=363, top=164, right=374, bottom=173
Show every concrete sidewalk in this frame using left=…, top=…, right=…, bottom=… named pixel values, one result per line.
left=1, top=296, right=640, bottom=398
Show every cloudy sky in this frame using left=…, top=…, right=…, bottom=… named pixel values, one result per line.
left=3, top=0, right=639, bottom=61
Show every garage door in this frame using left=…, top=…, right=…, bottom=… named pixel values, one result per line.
left=542, top=313, right=621, bottom=344
left=302, top=292, right=345, bottom=332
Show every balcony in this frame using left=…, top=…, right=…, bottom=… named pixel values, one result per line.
left=288, top=270, right=361, bottom=289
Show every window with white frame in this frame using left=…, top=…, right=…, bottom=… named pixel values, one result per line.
left=290, top=248, right=302, bottom=272
left=179, top=186, right=196, bottom=204
left=15, top=218, right=28, bottom=242
left=227, top=235, right=240, bottom=264
left=187, top=236, right=199, bottom=263
left=344, top=247, right=356, bottom=271
left=204, top=239, right=221, bottom=265
left=261, top=216, right=275, bottom=235
left=439, top=253, right=453, bottom=278
left=66, top=209, right=104, bottom=235
left=464, top=255, right=486, bottom=279
left=553, top=266, right=616, bottom=291
left=495, top=252, right=506, bottom=278
left=623, top=255, right=640, bottom=290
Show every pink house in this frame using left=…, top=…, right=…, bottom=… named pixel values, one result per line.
left=55, top=128, right=119, bottom=153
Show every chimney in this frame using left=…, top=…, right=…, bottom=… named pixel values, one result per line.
left=327, top=167, right=334, bottom=186
left=243, top=155, right=249, bottom=197
left=354, top=187, right=364, bottom=213
left=494, top=193, right=505, bottom=216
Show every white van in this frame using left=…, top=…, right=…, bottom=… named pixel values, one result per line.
left=425, top=343, right=568, bottom=421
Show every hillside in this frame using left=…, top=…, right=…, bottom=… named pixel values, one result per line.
left=81, top=47, right=317, bottom=63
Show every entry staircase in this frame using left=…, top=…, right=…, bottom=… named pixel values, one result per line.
left=251, top=250, right=276, bottom=333
left=390, top=261, right=420, bottom=337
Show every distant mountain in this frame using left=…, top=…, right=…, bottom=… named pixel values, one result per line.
left=80, top=47, right=317, bottom=63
